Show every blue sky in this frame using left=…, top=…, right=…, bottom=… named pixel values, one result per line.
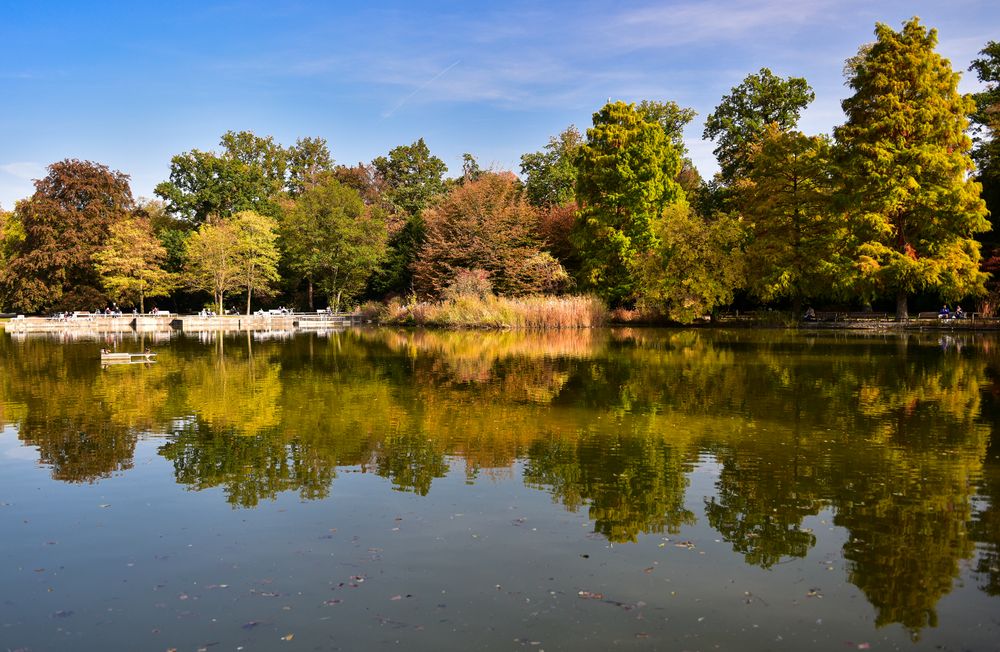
left=1, top=0, right=997, bottom=209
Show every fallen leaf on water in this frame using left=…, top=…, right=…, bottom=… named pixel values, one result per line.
left=281, top=634, right=294, bottom=641
left=577, top=591, right=604, bottom=600
left=390, top=595, right=402, bottom=601
left=323, top=599, right=342, bottom=606
left=51, top=610, right=73, bottom=618
left=643, top=567, right=655, bottom=574
left=857, top=644, right=870, bottom=650
left=241, top=621, right=260, bottom=630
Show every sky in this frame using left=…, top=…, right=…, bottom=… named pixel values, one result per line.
left=1, top=0, right=998, bottom=209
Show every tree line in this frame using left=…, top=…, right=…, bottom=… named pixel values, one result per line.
left=0, top=18, right=997, bottom=320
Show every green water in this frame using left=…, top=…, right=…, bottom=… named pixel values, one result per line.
left=1, top=328, right=998, bottom=651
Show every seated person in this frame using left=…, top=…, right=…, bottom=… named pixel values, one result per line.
left=803, top=307, right=816, bottom=322
left=939, top=305, right=950, bottom=318
left=955, top=305, right=965, bottom=319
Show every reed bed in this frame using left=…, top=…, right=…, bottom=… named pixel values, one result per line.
left=375, top=294, right=608, bottom=329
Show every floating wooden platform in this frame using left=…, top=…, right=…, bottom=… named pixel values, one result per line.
left=101, top=352, right=157, bottom=363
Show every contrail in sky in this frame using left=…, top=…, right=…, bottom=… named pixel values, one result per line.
left=382, top=60, right=461, bottom=118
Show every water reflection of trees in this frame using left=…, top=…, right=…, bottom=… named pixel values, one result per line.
left=524, top=430, right=696, bottom=542
left=1, top=328, right=998, bottom=634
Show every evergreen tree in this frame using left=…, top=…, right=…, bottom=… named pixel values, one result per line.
left=835, top=18, right=990, bottom=318
left=573, top=101, right=683, bottom=305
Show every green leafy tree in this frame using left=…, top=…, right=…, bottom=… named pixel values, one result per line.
left=370, top=138, right=447, bottom=295
left=283, top=177, right=388, bottom=311
left=184, top=218, right=240, bottom=314
left=573, top=101, right=683, bottom=305
left=637, top=100, right=697, bottom=156
left=155, top=131, right=288, bottom=223
left=218, top=130, right=287, bottom=185
left=93, top=217, right=176, bottom=313
left=414, top=172, right=568, bottom=297
left=286, top=136, right=333, bottom=196
left=520, top=126, right=582, bottom=208
left=970, top=42, right=1000, bottom=314
left=835, top=18, right=990, bottom=318
left=738, top=125, right=843, bottom=311
left=231, top=210, right=280, bottom=315
left=703, top=68, right=815, bottom=184
left=372, top=138, right=447, bottom=217
left=969, top=42, right=1000, bottom=250
left=0, top=207, right=23, bottom=310
left=636, top=202, right=745, bottom=322
left=1, top=159, right=134, bottom=312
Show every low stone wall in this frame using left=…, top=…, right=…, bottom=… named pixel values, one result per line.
left=3, top=316, right=135, bottom=334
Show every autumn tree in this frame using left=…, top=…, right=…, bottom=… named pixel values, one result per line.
left=636, top=202, right=745, bottom=322
left=738, top=125, right=843, bottom=312
left=370, top=138, right=448, bottom=295
left=703, top=68, right=815, bottom=184
left=230, top=210, right=280, bottom=315
left=1, top=159, right=134, bottom=312
left=93, top=216, right=175, bottom=313
left=573, top=101, right=683, bottom=305
left=184, top=218, right=240, bottom=314
left=520, top=126, right=584, bottom=277
left=414, top=172, right=568, bottom=297
left=282, top=177, right=388, bottom=311
left=835, top=18, right=990, bottom=318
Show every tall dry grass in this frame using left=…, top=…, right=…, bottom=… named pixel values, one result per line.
left=383, top=294, right=608, bottom=329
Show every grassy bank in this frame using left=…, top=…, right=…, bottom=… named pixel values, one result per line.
left=367, top=294, right=608, bottom=329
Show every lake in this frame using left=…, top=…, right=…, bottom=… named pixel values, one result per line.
left=1, top=327, right=998, bottom=650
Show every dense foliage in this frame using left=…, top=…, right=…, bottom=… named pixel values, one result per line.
left=0, top=19, right=993, bottom=320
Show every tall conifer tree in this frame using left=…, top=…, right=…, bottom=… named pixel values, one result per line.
left=835, top=18, right=989, bottom=318
left=573, top=101, right=682, bottom=305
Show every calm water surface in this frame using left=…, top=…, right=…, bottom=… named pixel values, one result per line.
left=1, top=327, right=998, bottom=651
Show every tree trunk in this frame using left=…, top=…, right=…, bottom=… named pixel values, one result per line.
left=140, top=293, right=144, bottom=315
left=308, top=277, right=314, bottom=311
left=896, top=291, right=909, bottom=320
left=246, top=287, right=253, bottom=316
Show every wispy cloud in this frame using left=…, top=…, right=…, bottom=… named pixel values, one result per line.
left=611, top=0, right=838, bottom=48
left=0, top=162, right=44, bottom=180
left=383, top=60, right=462, bottom=118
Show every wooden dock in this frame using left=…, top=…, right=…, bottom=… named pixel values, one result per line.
left=3, top=311, right=363, bottom=335
left=100, top=352, right=157, bottom=364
